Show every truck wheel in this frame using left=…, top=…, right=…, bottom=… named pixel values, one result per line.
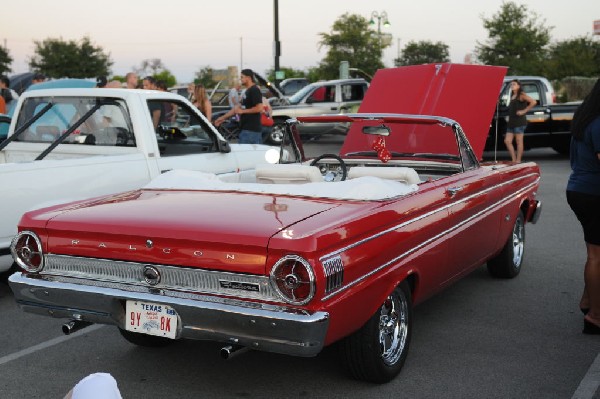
left=118, top=328, right=172, bottom=347
left=339, top=281, right=412, bottom=383
left=551, top=140, right=570, bottom=155
left=267, top=122, right=285, bottom=145
left=487, top=211, right=525, bottom=278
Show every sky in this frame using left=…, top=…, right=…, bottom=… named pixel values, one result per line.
left=3, top=0, right=598, bottom=83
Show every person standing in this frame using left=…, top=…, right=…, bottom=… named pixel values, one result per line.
left=566, top=78, right=600, bottom=334
left=504, top=79, right=536, bottom=163
left=95, top=76, right=107, bottom=88
left=0, top=75, right=19, bottom=114
left=193, top=84, right=212, bottom=121
left=187, top=82, right=196, bottom=103
left=142, top=76, right=162, bottom=129
left=228, top=79, right=241, bottom=109
left=215, top=69, right=263, bottom=144
left=125, top=72, right=138, bottom=89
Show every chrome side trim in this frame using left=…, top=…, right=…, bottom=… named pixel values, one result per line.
left=321, top=175, right=540, bottom=301
left=320, top=173, right=539, bottom=262
left=42, top=255, right=281, bottom=303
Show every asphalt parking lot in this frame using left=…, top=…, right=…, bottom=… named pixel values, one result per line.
left=1, top=147, right=600, bottom=398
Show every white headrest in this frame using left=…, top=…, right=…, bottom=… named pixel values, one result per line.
left=255, top=164, right=324, bottom=184
left=347, top=166, right=421, bottom=184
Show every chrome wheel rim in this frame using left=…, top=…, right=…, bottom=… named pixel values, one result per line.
left=270, top=124, right=284, bottom=143
left=512, top=216, right=524, bottom=268
left=378, top=290, right=409, bottom=366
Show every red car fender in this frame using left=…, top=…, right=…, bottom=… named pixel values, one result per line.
left=319, top=266, right=416, bottom=346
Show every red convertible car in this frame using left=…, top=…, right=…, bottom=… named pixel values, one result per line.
left=9, top=64, right=541, bottom=383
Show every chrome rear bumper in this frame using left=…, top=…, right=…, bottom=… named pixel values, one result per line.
left=8, top=272, right=329, bottom=357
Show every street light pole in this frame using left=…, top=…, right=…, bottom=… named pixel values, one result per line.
left=369, top=11, right=390, bottom=52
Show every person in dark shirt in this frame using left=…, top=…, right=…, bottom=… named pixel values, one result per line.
left=504, top=79, right=536, bottom=163
left=566, top=78, right=600, bottom=334
left=215, top=69, right=263, bottom=144
left=142, top=76, right=162, bottom=129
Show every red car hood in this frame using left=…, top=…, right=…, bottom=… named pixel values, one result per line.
left=40, top=190, right=348, bottom=274
left=341, top=63, right=507, bottom=159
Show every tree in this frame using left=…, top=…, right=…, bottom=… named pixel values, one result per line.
left=133, top=58, right=177, bottom=87
left=544, top=36, right=600, bottom=81
left=317, top=13, right=388, bottom=80
left=154, top=70, right=177, bottom=88
left=0, top=46, right=12, bottom=75
left=29, top=37, right=112, bottom=78
left=135, top=58, right=167, bottom=77
left=266, top=67, right=307, bottom=83
left=474, top=1, right=551, bottom=75
left=394, top=40, right=450, bottom=66
left=193, top=66, right=216, bottom=87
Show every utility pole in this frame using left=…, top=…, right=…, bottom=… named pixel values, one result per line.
left=273, top=0, right=281, bottom=86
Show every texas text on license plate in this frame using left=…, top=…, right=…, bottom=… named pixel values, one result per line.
left=125, top=300, right=178, bottom=339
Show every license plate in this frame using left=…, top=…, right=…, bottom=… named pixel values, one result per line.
left=125, top=300, right=178, bottom=339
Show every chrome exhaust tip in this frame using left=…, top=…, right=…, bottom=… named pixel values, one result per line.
left=62, top=320, right=92, bottom=335
left=220, top=345, right=249, bottom=360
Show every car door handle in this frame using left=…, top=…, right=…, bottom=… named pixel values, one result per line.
left=447, top=186, right=463, bottom=197
left=330, top=107, right=338, bottom=110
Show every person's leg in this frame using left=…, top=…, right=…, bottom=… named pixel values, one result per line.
left=581, top=286, right=590, bottom=312
left=515, top=133, right=525, bottom=163
left=504, top=132, right=516, bottom=162
left=584, top=243, right=600, bottom=326
left=238, top=130, right=250, bottom=144
left=248, top=130, right=262, bottom=144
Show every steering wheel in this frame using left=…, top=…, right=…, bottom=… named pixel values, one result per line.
left=310, top=153, right=347, bottom=182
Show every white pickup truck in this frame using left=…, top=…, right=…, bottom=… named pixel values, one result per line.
left=0, top=88, right=276, bottom=273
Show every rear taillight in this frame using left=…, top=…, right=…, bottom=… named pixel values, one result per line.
left=11, top=231, right=44, bottom=273
left=270, top=255, right=315, bottom=305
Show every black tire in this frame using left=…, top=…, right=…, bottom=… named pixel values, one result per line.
left=339, top=281, right=412, bottom=383
left=0, top=262, right=18, bottom=283
left=118, top=328, right=172, bottom=348
left=551, top=141, right=570, bottom=155
left=487, top=211, right=525, bottom=278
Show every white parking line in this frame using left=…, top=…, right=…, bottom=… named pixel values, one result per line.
left=572, top=352, right=600, bottom=399
left=0, top=324, right=104, bottom=366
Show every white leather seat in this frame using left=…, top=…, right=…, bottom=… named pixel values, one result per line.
left=347, top=166, right=421, bottom=184
left=255, top=164, right=324, bottom=184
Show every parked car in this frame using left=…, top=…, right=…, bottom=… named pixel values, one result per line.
left=9, top=72, right=35, bottom=95
left=8, top=63, right=541, bottom=383
left=267, top=78, right=369, bottom=144
left=27, top=78, right=96, bottom=91
left=486, top=76, right=580, bottom=154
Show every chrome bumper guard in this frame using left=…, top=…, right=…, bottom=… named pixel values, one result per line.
left=8, top=272, right=329, bottom=357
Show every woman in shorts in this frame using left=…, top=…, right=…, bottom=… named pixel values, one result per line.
left=504, top=79, right=536, bottom=163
